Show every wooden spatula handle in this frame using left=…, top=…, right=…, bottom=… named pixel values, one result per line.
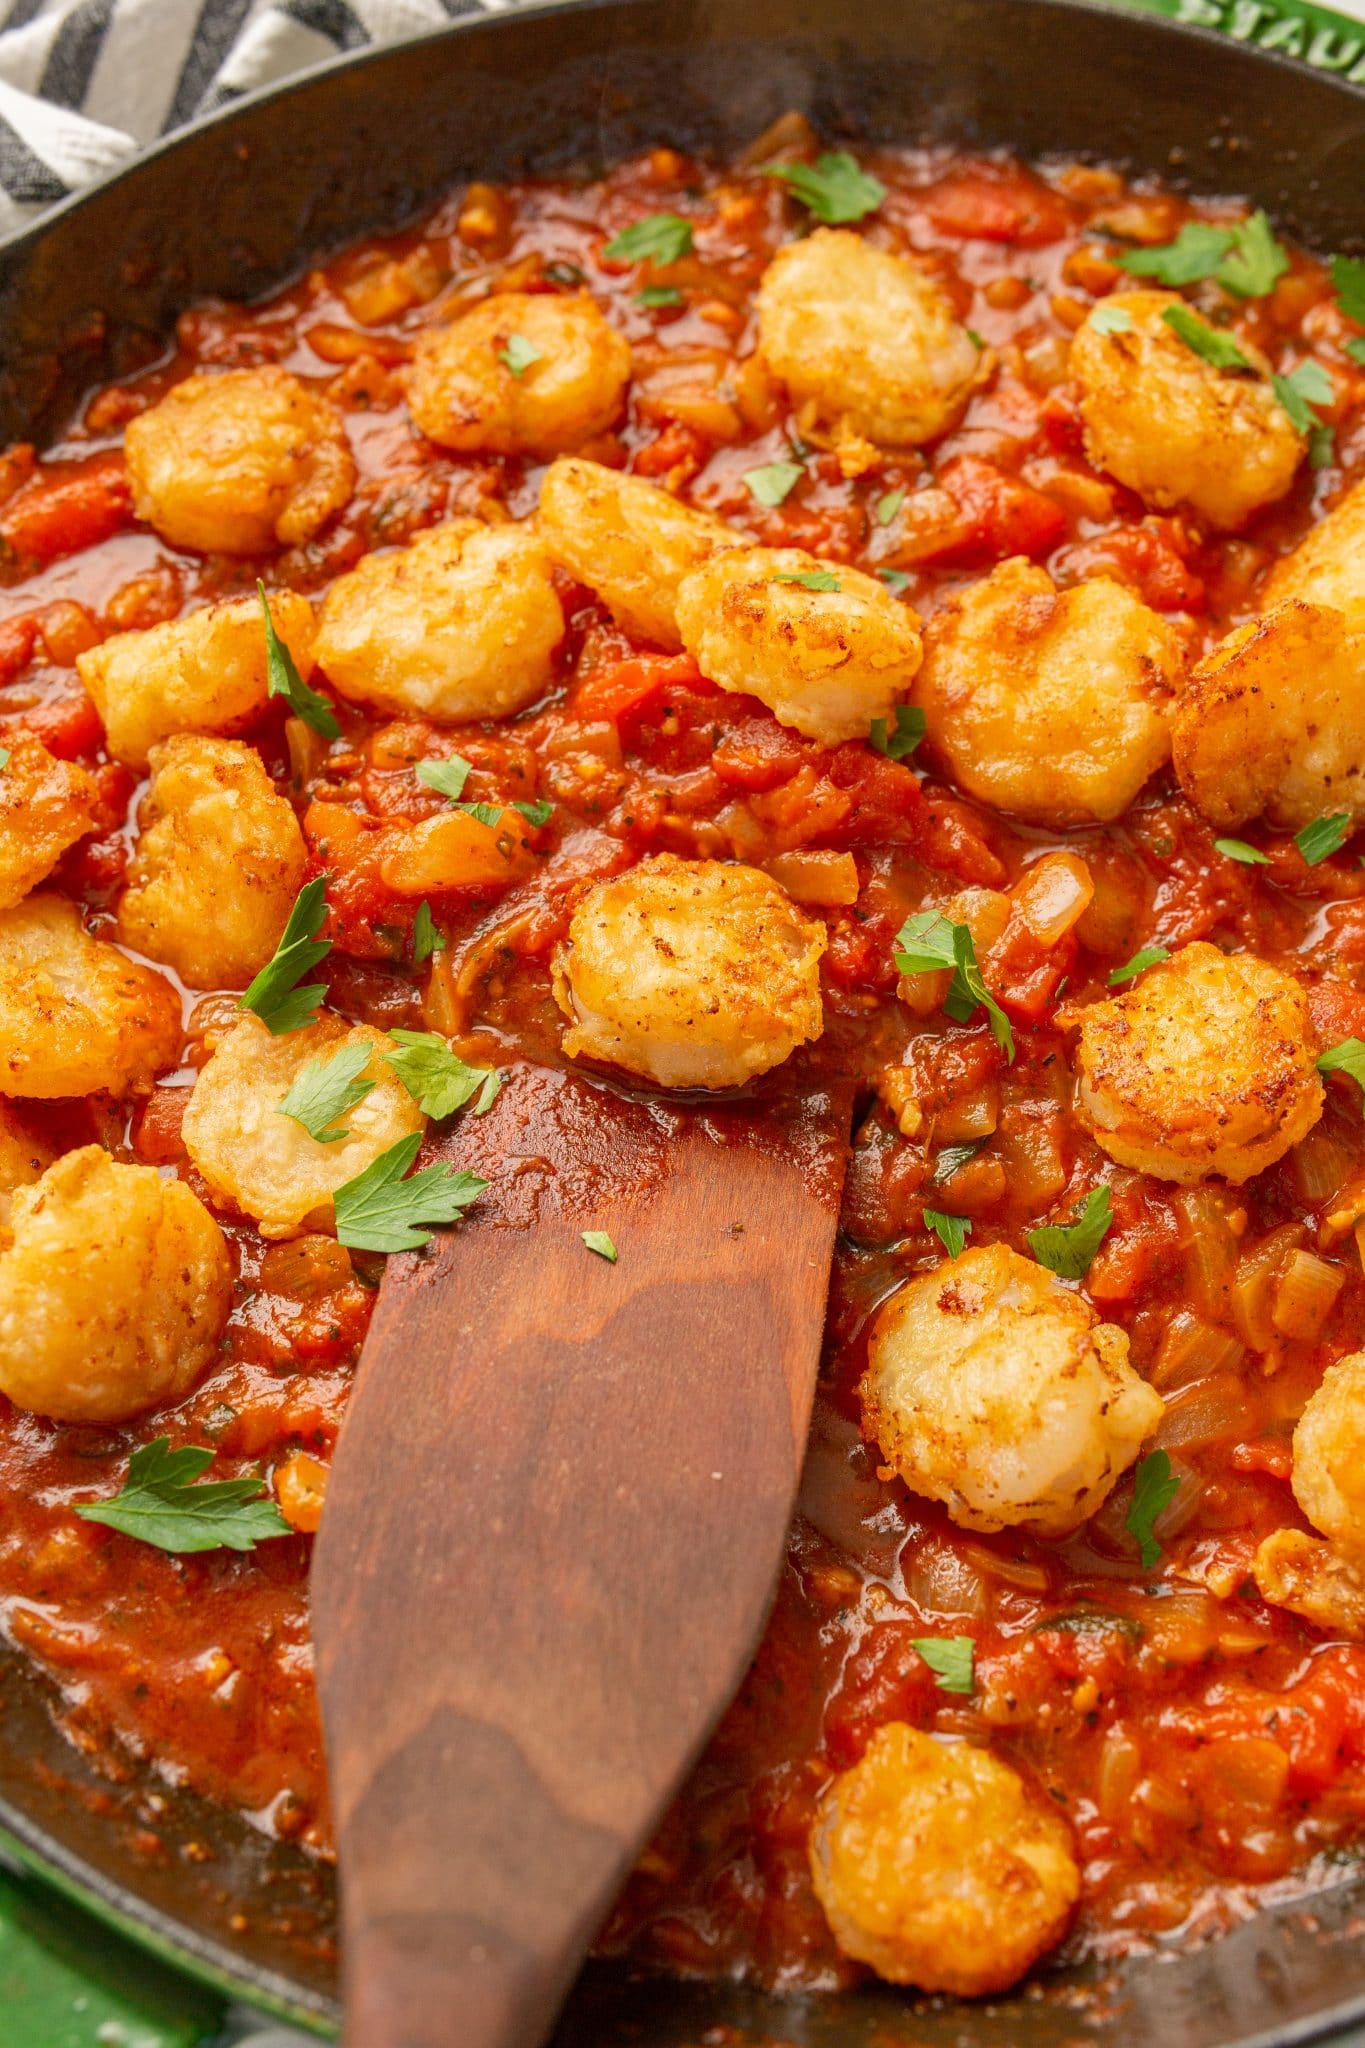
left=312, top=1064, right=847, bottom=2048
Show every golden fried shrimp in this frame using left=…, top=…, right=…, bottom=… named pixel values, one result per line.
left=313, top=519, right=562, bottom=723
left=0, top=1147, right=230, bottom=1423
left=1073, top=942, right=1322, bottom=1184
left=1265, top=476, right=1365, bottom=618
left=407, top=292, right=631, bottom=456
left=117, top=736, right=308, bottom=990
left=1287, top=1351, right=1365, bottom=1558
left=675, top=545, right=922, bottom=745
left=860, top=1243, right=1161, bottom=1535
left=0, top=896, right=181, bottom=1099
left=756, top=229, right=979, bottom=456
left=552, top=853, right=825, bottom=1090
left=182, top=1013, right=423, bottom=1239
left=124, top=367, right=355, bottom=554
left=1173, top=601, right=1365, bottom=832
left=77, top=589, right=317, bottom=768
left=0, top=733, right=102, bottom=910
left=912, top=559, right=1177, bottom=826
left=809, top=1723, right=1081, bottom=1994
left=536, top=457, right=743, bottom=649
left=1070, top=290, right=1303, bottom=529
left=1252, top=1528, right=1365, bottom=1640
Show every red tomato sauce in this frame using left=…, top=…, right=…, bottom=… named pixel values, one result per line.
left=2, top=133, right=1365, bottom=1989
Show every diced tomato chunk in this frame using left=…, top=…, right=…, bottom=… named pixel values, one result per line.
left=922, top=164, right=1074, bottom=247
left=1059, top=517, right=1206, bottom=613
left=0, top=451, right=133, bottom=565
left=571, top=652, right=702, bottom=724
left=132, top=1087, right=191, bottom=1166
left=0, top=612, right=39, bottom=687
left=924, top=455, right=1067, bottom=567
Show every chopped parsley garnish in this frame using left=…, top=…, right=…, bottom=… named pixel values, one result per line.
left=874, top=488, right=906, bottom=525
left=499, top=333, right=541, bottom=377
left=1295, top=812, right=1351, bottom=865
left=603, top=212, right=695, bottom=265
left=912, top=1635, right=975, bottom=1695
left=512, top=797, right=553, bottom=828
left=1318, top=1038, right=1365, bottom=1104
left=332, top=1133, right=486, bottom=1254
left=0, top=747, right=9, bottom=770
left=1027, top=1185, right=1113, bottom=1279
left=75, top=1439, right=292, bottom=1555
left=930, top=1138, right=986, bottom=1185
left=462, top=802, right=504, bottom=828
left=1347, top=339, right=1365, bottom=368
left=868, top=704, right=926, bottom=761
left=637, top=284, right=683, bottom=308
left=383, top=1030, right=500, bottom=1119
left=765, top=151, right=886, bottom=226
left=1273, top=359, right=1334, bottom=437
left=893, top=910, right=1015, bottom=1062
left=276, top=1040, right=375, bottom=1144
left=239, top=876, right=331, bottom=1035
left=877, top=567, right=912, bottom=594
left=743, top=460, right=803, bottom=507
left=966, top=327, right=985, bottom=349
left=1107, top=945, right=1170, bottom=986
left=1214, top=837, right=1271, bottom=866
left=1090, top=302, right=1133, bottom=335
left=259, top=582, right=339, bottom=740
left=412, top=900, right=445, bottom=966
left=772, top=569, right=841, bottom=593
left=1126, top=1449, right=1180, bottom=1570
left=924, top=1209, right=970, bottom=1258
left=1161, top=303, right=1252, bottom=371
left=1331, top=253, right=1365, bottom=326
left=417, top=754, right=473, bottom=802
left=582, top=1230, right=618, bottom=1263
left=1216, top=211, right=1291, bottom=298
left=1115, top=220, right=1234, bottom=286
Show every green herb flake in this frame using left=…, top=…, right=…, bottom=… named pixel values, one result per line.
left=1125, top=1448, right=1181, bottom=1570
left=1090, top=302, right=1134, bottom=335
left=874, top=487, right=906, bottom=526
left=1115, top=220, right=1233, bottom=286
left=603, top=212, right=695, bottom=266
left=0, top=747, right=9, bottom=770
left=1214, top=836, right=1271, bottom=866
left=772, top=569, right=841, bottom=593
left=582, top=1229, right=619, bottom=1263
left=1215, top=210, right=1291, bottom=298
left=1161, top=303, right=1252, bottom=370
left=259, top=582, right=339, bottom=740
left=1310, top=425, right=1337, bottom=471
left=1295, top=812, right=1351, bottom=865
left=75, top=1438, right=292, bottom=1555
left=924, top=1209, right=970, bottom=1258
left=417, top=754, right=474, bottom=803
left=930, top=1138, right=986, bottom=1186
left=1273, top=359, right=1335, bottom=436
left=412, top=900, right=445, bottom=966
left=276, top=1040, right=376, bottom=1144
left=333, top=1132, right=487, bottom=1254
left=966, top=327, right=985, bottom=349
left=868, top=704, right=926, bottom=762
left=743, top=460, right=803, bottom=507
left=1318, top=1037, right=1365, bottom=1104
left=239, top=875, right=331, bottom=1035
left=499, top=333, right=541, bottom=378
left=1331, top=253, right=1365, bottom=327
left=765, top=151, right=886, bottom=226
left=1107, top=945, right=1170, bottom=987
left=383, top=1029, right=500, bottom=1120
left=912, top=1635, right=975, bottom=1695
left=893, top=910, right=1015, bottom=1063
left=460, top=801, right=504, bottom=829
left=512, top=797, right=553, bottom=828
left=1027, top=1185, right=1113, bottom=1280
left=1345, top=337, right=1365, bottom=368
left=877, top=568, right=912, bottom=594
left=637, top=284, right=683, bottom=308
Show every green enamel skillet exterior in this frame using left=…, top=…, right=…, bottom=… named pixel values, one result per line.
left=0, top=0, right=1364, bottom=2039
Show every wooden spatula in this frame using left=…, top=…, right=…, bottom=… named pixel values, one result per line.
left=311, top=1058, right=850, bottom=2048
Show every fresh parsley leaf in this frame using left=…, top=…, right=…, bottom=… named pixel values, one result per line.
left=1273, top=359, right=1335, bottom=436
left=276, top=1040, right=375, bottom=1144
left=766, top=151, right=886, bottom=226
left=1107, top=945, right=1170, bottom=986
left=603, top=213, right=694, bottom=265
left=1027, top=1185, right=1113, bottom=1279
left=743, top=461, right=803, bottom=507
left=582, top=1230, right=618, bottom=1263
left=893, top=911, right=1014, bottom=1062
left=877, top=568, right=912, bottom=594
left=868, top=704, right=926, bottom=762
left=1310, top=425, right=1336, bottom=471
left=383, top=1030, right=500, bottom=1119
left=239, top=876, right=331, bottom=1034
left=75, top=1439, right=292, bottom=1555
left=1319, top=1038, right=1365, bottom=1103
left=1090, top=302, right=1134, bottom=335
left=461, top=801, right=504, bottom=828
left=874, top=488, right=906, bottom=525
left=412, top=900, right=445, bottom=966
left=637, top=284, right=683, bottom=308
left=1125, top=1449, right=1180, bottom=1570
left=500, top=333, right=541, bottom=377
left=512, top=797, right=553, bottom=827
left=1332, top=253, right=1365, bottom=326
left=1295, top=812, right=1351, bottom=865
left=417, top=755, right=474, bottom=803
left=259, top=582, right=339, bottom=740
left=924, top=1209, right=970, bottom=1258
left=912, top=1635, right=975, bottom=1695
left=0, top=747, right=9, bottom=770
left=1347, top=338, right=1365, bottom=368
left=966, top=327, right=985, bottom=349
left=1115, top=220, right=1233, bottom=286
left=1214, top=836, right=1271, bottom=865
left=332, top=1132, right=487, bottom=1254
left=772, top=569, right=841, bottom=592
left=1216, top=211, right=1290, bottom=298
left=1161, top=304, right=1252, bottom=370
left=931, top=1139, right=986, bottom=1185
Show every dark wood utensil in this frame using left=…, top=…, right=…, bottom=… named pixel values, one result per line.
left=311, top=1059, right=850, bottom=2048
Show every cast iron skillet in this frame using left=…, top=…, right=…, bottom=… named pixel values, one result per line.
left=0, top=0, right=1363, bottom=2038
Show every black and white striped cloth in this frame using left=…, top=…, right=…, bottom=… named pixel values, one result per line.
left=0, top=0, right=545, bottom=235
